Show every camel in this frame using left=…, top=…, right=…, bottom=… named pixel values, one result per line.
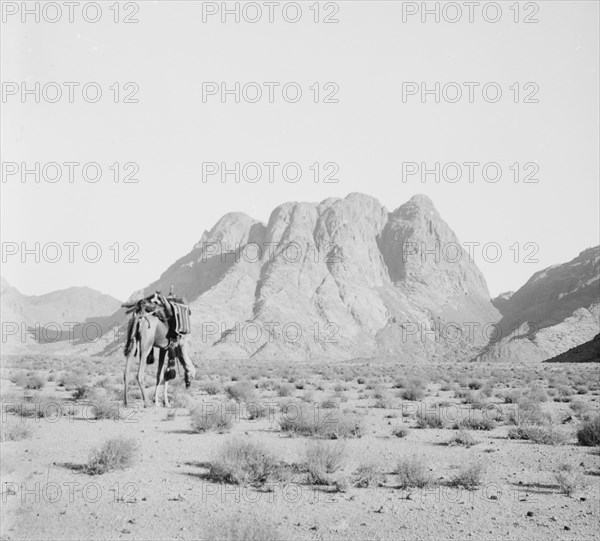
left=123, top=294, right=196, bottom=407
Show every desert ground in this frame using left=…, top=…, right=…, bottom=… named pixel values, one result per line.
left=1, top=354, right=599, bottom=541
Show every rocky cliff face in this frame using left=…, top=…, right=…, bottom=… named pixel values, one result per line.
left=477, top=247, right=600, bottom=362
left=85, top=193, right=499, bottom=361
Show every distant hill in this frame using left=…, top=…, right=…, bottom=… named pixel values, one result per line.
left=477, top=247, right=600, bottom=362
left=0, top=277, right=121, bottom=348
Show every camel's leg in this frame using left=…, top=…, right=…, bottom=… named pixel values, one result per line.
left=178, top=339, right=197, bottom=387
left=154, top=349, right=167, bottom=407
left=124, top=351, right=131, bottom=406
left=137, top=344, right=152, bottom=407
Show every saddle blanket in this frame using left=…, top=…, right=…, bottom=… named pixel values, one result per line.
left=170, top=302, right=191, bottom=334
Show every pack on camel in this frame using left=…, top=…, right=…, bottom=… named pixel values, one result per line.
left=122, top=288, right=196, bottom=407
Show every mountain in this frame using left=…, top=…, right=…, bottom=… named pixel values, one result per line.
left=476, top=247, right=600, bottom=362
left=0, top=278, right=121, bottom=348
left=85, top=193, right=500, bottom=361
left=544, top=334, right=600, bottom=363
left=492, top=291, right=515, bottom=314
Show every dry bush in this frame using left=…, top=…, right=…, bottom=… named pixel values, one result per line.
left=508, top=424, right=569, bottom=445
left=320, top=396, right=340, bottom=409
left=454, top=415, right=496, bottom=431
left=277, top=383, right=295, bottom=397
left=448, top=429, right=478, bottom=447
left=554, top=463, right=586, bottom=496
left=396, top=455, right=432, bottom=489
left=83, top=437, right=136, bottom=475
left=416, top=411, right=444, bottom=429
left=304, top=440, right=347, bottom=485
left=58, top=372, right=88, bottom=391
left=449, top=462, right=485, bottom=490
left=353, top=462, right=383, bottom=488
left=190, top=405, right=232, bottom=433
left=279, top=405, right=363, bottom=439
left=577, top=415, right=600, bottom=446
left=24, top=374, right=47, bottom=390
left=91, top=396, right=121, bottom=421
left=401, top=384, right=425, bottom=401
left=226, top=381, right=257, bottom=403
left=392, top=425, right=410, bottom=438
left=201, top=381, right=222, bottom=395
left=208, top=439, right=280, bottom=487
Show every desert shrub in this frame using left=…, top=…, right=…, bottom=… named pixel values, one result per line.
left=226, top=381, right=257, bottom=403
left=392, top=425, right=410, bottom=438
left=449, top=462, right=485, bottom=490
left=357, top=377, right=366, bottom=385
left=554, top=463, right=586, bottom=496
left=353, top=462, right=382, bottom=488
left=190, top=406, right=232, bottom=433
left=304, top=441, right=346, bottom=485
left=0, top=420, right=33, bottom=442
left=333, top=383, right=347, bottom=393
left=454, top=416, right=495, bottom=431
left=577, top=416, right=600, bottom=446
left=24, top=374, right=47, bottom=390
left=58, top=372, right=88, bottom=391
left=73, top=384, right=94, bottom=400
left=396, top=456, right=431, bottom=489
left=503, top=391, right=523, bottom=404
left=201, top=381, right=222, bottom=396
left=301, top=391, right=315, bottom=403
left=294, top=381, right=306, bottom=390
left=277, top=383, right=295, bottom=397
left=508, top=424, right=569, bottom=445
left=320, top=397, right=340, bottom=409
left=448, top=429, right=478, bottom=447
left=90, top=397, right=121, bottom=420
left=468, top=380, right=482, bottom=390
left=527, top=385, right=548, bottom=403
left=243, top=400, right=268, bottom=420
left=279, top=405, right=363, bottom=439
left=416, top=411, right=444, bottom=429
left=374, top=396, right=396, bottom=409
left=401, top=385, right=424, bottom=401
left=83, top=437, right=136, bottom=475
left=208, top=439, right=280, bottom=486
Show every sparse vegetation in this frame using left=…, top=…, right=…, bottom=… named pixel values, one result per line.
left=396, top=456, right=431, bottom=489
left=554, top=463, right=586, bottom=496
left=190, top=405, right=233, bottom=433
left=304, top=440, right=347, bottom=485
left=449, top=462, right=485, bottom=490
left=83, top=437, right=136, bottom=475
left=208, top=439, right=282, bottom=486
left=577, top=415, right=600, bottom=446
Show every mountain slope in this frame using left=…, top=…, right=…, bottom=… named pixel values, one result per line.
left=477, top=247, right=600, bottom=362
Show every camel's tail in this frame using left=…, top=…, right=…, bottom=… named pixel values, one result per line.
left=123, top=315, right=140, bottom=357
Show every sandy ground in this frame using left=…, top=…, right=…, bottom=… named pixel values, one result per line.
left=1, top=358, right=599, bottom=541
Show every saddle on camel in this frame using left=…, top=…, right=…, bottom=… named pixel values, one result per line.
left=122, top=287, right=197, bottom=407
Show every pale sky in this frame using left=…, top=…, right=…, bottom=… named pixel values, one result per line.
left=1, top=0, right=598, bottom=301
